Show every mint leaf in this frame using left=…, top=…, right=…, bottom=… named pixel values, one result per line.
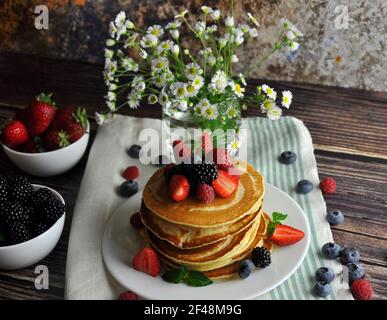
left=162, top=266, right=188, bottom=284
left=272, top=212, right=288, bottom=222
left=186, top=271, right=213, bottom=287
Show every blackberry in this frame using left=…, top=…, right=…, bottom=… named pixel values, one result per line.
left=0, top=202, right=27, bottom=226
left=8, top=177, right=34, bottom=203
left=251, top=246, right=271, bottom=268
left=31, top=222, right=49, bottom=238
left=7, top=222, right=31, bottom=245
left=0, top=177, right=8, bottom=203
left=30, top=188, right=56, bottom=209
left=39, top=198, right=65, bottom=225
left=192, top=162, right=218, bottom=185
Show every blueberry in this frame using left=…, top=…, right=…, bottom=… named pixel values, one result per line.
left=340, top=247, right=360, bottom=265
left=238, top=259, right=254, bottom=279
left=128, top=144, right=141, bottom=159
left=279, top=151, right=297, bottom=165
left=315, top=267, right=335, bottom=283
left=327, top=210, right=344, bottom=225
left=297, top=179, right=313, bottom=194
left=346, top=262, right=365, bottom=283
left=314, top=281, right=332, bottom=297
left=119, top=180, right=138, bottom=197
left=155, top=154, right=170, bottom=166
left=322, top=242, right=341, bottom=259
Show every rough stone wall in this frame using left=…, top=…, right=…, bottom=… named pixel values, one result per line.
left=0, top=0, right=386, bottom=91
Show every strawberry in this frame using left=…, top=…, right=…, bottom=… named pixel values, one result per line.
left=172, top=140, right=191, bottom=160
left=132, top=247, right=160, bottom=277
left=1, top=120, right=29, bottom=148
left=123, top=166, right=140, bottom=180
left=51, top=106, right=87, bottom=132
left=210, top=148, right=233, bottom=171
left=201, top=132, right=213, bottom=155
left=169, top=174, right=190, bottom=202
left=43, top=130, right=70, bottom=151
left=21, top=137, right=41, bottom=153
left=212, top=170, right=239, bottom=198
left=271, top=224, right=305, bottom=246
left=65, top=122, right=84, bottom=143
left=25, top=93, right=56, bottom=136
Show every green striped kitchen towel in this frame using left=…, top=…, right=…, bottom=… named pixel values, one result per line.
left=65, top=115, right=353, bottom=299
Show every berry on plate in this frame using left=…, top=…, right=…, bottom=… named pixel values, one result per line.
left=128, top=144, right=141, bottom=159
left=1, top=120, right=29, bottom=148
left=195, top=183, right=215, bottom=204
left=192, top=162, right=218, bottom=185
left=251, top=246, right=271, bottom=268
left=314, top=281, right=332, bottom=297
left=212, top=170, right=238, bottom=198
left=347, top=262, right=365, bottom=284
left=296, top=179, right=313, bottom=194
left=25, top=93, right=56, bottom=137
left=210, top=148, right=232, bottom=171
left=169, top=175, right=190, bottom=202
left=118, top=291, right=139, bottom=300
left=279, top=151, right=297, bottom=165
left=238, top=259, right=254, bottom=279
left=43, top=130, right=70, bottom=151
left=315, top=267, right=335, bottom=284
left=123, top=166, right=140, bottom=180
left=133, top=246, right=160, bottom=277
left=130, top=212, right=144, bottom=230
left=340, top=247, right=360, bottom=265
left=326, top=210, right=344, bottom=225
left=119, top=180, right=138, bottom=198
left=271, top=224, right=304, bottom=246
left=321, top=242, right=341, bottom=259
left=320, top=177, right=336, bottom=195
left=350, top=279, right=373, bottom=300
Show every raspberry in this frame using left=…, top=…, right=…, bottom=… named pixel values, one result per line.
left=118, top=291, right=139, bottom=300
left=130, top=212, right=144, bottom=229
left=320, top=177, right=336, bottom=195
left=195, top=183, right=215, bottom=204
left=123, top=166, right=139, bottom=180
left=350, top=279, right=373, bottom=300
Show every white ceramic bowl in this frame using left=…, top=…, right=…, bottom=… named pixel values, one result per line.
left=1, top=121, right=89, bottom=177
left=0, top=184, right=65, bottom=270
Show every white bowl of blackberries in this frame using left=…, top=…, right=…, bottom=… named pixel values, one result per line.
left=0, top=176, right=65, bottom=270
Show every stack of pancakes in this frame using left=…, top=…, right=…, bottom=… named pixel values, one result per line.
left=140, top=163, right=272, bottom=279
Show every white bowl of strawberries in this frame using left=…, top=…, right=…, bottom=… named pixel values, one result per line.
left=1, top=93, right=89, bottom=177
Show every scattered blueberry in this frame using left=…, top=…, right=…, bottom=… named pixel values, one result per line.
left=322, top=242, right=341, bottom=259
left=155, top=154, right=170, bottom=166
left=327, top=210, right=344, bottom=225
left=347, top=262, right=365, bottom=283
left=238, top=259, right=254, bottom=279
left=340, top=247, right=360, bottom=265
left=314, top=281, right=332, bottom=297
left=315, top=267, right=335, bottom=283
left=128, top=144, right=141, bottom=159
left=119, top=180, right=138, bottom=197
left=279, top=151, right=297, bottom=165
left=297, top=179, right=313, bottom=194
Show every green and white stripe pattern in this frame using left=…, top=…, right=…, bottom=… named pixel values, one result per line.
left=244, top=117, right=352, bottom=300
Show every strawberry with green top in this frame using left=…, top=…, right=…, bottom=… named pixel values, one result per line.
left=43, top=130, right=70, bottom=151
left=25, top=93, right=56, bottom=136
left=1, top=120, right=29, bottom=148
left=268, top=212, right=305, bottom=246
left=51, top=106, right=87, bottom=143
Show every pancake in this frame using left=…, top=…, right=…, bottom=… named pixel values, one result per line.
left=140, top=200, right=263, bottom=249
left=142, top=162, right=264, bottom=228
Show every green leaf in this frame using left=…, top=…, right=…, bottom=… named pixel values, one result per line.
left=272, top=212, right=288, bottom=222
left=162, top=266, right=188, bottom=284
left=186, top=271, right=213, bottom=287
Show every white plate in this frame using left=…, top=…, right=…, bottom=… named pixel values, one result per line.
left=102, top=183, right=310, bottom=300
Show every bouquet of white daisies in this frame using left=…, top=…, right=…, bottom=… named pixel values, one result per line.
left=97, top=6, right=302, bottom=131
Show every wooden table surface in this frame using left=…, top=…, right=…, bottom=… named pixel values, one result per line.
left=0, top=52, right=386, bottom=300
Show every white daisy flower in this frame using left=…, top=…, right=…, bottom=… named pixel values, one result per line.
left=134, top=81, right=146, bottom=92
left=171, top=44, right=179, bottom=56
left=106, top=91, right=116, bottom=101
left=175, top=9, right=188, bottom=19
left=148, top=94, right=158, bottom=104
left=106, top=100, right=116, bottom=111
left=238, top=73, right=247, bottom=86
left=231, top=82, right=245, bottom=98
left=206, top=25, right=217, bottom=33
left=227, top=138, right=240, bottom=156
left=239, top=23, right=250, bottom=33
left=152, top=56, right=169, bottom=71
left=140, top=34, right=158, bottom=48
left=260, top=99, right=275, bottom=113
left=109, top=83, right=117, bottom=91
left=158, top=91, right=169, bottom=107
left=192, top=75, right=204, bottom=89
left=210, top=9, right=220, bottom=20
left=218, top=37, right=227, bottom=48
left=225, top=16, right=234, bottom=28
left=201, top=6, right=212, bottom=14
left=210, top=70, right=228, bottom=93
left=152, top=74, right=167, bottom=88
left=104, top=48, right=114, bottom=59
left=202, top=104, right=218, bottom=120
left=185, top=83, right=199, bottom=97
left=139, top=48, right=147, bottom=59
left=147, top=25, right=164, bottom=37
left=249, top=27, right=258, bottom=38
left=158, top=40, right=174, bottom=53
left=194, top=21, right=206, bottom=34
left=95, top=112, right=106, bottom=125
left=247, top=13, right=260, bottom=27
left=109, top=22, right=117, bottom=39
left=281, top=91, right=293, bottom=109
left=194, top=104, right=202, bottom=115
left=166, top=20, right=181, bottom=29
left=186, top=63, right=203, bottom=80
left=127, top=91, right=141, bottom=109
left=231, top=54, right=239, bottom=63
left=132, top=75, right=144, bottom=87
left=262, top=84, right=277, bottom=100
left=121, top=57, right=138, bottom=72
left=115, top=11, right=126, bottom=28
left=286, top=30, right=296, bottom=40
left=288, top=41, right=300, bottom=52
left=226, top=106, right=238, bottom=118
left=267, top=105, right=283, bottom=120
left=280, top=18, right=303, bottom=37
left=171, top=82, right=187, bottom=98
left=170, top=29, right=179, bottom=40
left=173, top=99, right=188, bottom=111
left=198, top=98, right=211, bottom=109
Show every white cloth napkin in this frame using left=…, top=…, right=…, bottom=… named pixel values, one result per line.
left=65, top=115, right=352, bottom=300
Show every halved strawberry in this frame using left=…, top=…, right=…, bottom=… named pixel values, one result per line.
left=212, top=170, right=239, bottom=198
left=169, top=175, right=190, bottom=202
left=172, top=140, right=191, bottom=160
left=210, top=148, right=233, bottom=171
left=132, top=247, right=160, bottom=277
left=271, top=224, right=304, bottom=246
